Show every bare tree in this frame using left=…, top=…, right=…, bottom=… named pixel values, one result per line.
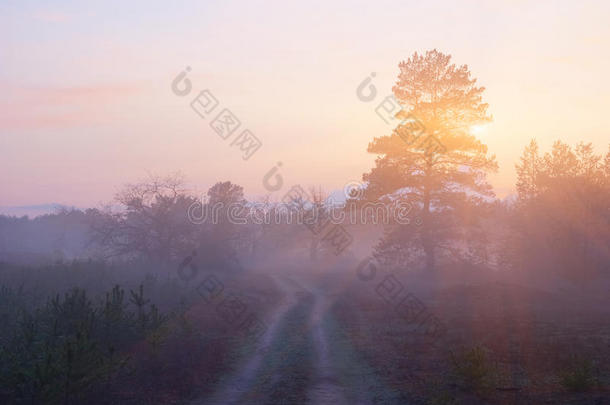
left=89, top=174, right=197, bottom=263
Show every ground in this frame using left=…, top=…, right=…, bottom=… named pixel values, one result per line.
left=187, top=266, right=609, bottom=405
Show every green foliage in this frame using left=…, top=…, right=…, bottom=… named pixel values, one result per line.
left=449, top=345, right=494, bottom=393
left=365, top=49, right=498, bottom=271
left=49, top=288, right=96, bottom=336
left=427, top=390, right=458, bottom=405
left=0, top=281, right=167, bottom=404
left=513, top=139, right=610, bottom=277
left=559, top=357, right=596, bottom=392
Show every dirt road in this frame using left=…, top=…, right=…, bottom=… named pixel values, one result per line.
left=193, top=272, right=398, bottom=405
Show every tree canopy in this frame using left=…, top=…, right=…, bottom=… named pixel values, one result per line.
left=365, top=49, right=497, bottom=270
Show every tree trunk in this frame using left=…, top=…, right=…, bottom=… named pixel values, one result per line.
left=422, top=168, right=435, bottom=271
left=310, top=237, right=319, bottom=262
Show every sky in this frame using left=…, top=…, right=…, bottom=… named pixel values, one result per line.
left=1, top=0, right=609, bottom=208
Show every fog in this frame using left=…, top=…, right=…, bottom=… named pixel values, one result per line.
left=2, top=23, right=610, bottom=403
left=1, top=151, right=609, bottom=404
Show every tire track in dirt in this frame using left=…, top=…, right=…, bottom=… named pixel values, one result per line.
left=193, top=272, right=385, bottom=404
left=191, top=275, right=303, bottom=405
left=306, top=288, right=352, bottom=405
left=301, top=272, right=412, bottom=405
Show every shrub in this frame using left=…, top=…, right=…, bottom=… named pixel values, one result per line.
left=449, top=345, right=494, bottom=392
left=560, top=357, right=596, bottom=392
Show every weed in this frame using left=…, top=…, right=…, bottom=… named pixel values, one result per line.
left=449, top=345, right=495, bottom=393
left=559, top=356, right=596, bottom=392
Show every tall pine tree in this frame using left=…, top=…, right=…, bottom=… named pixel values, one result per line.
left=365, top=50, right=497, bottom=271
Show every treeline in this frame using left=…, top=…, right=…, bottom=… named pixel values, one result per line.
left=503, top=140, right=609, bottom=279
left=0, top=210, right=95, bottom=264
left=1, top=139, right=608, bottom=280
left=1, top=49, right=608, bottom=281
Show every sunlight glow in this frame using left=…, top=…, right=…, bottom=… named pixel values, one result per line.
left=469, top=124, right=489, bottom=137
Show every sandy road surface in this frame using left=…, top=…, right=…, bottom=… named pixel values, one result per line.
left=193, top=272, right=387, bottom=404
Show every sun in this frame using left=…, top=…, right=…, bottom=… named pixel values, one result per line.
left=469, top=124, right=489, bottom=137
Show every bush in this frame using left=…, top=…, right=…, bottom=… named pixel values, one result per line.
left=426, top=389, right=458, bottom=405
left=560, top=357, right=596, bottom=392
left=0, top=283, right=166, bottom=404
left=449, top=345, right=494, bottom=393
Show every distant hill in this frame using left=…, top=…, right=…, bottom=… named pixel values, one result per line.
left=0, top=203, right=76, bottom=218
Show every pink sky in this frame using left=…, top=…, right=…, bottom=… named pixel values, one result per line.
left=1, top=0, right=609, bottom=207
